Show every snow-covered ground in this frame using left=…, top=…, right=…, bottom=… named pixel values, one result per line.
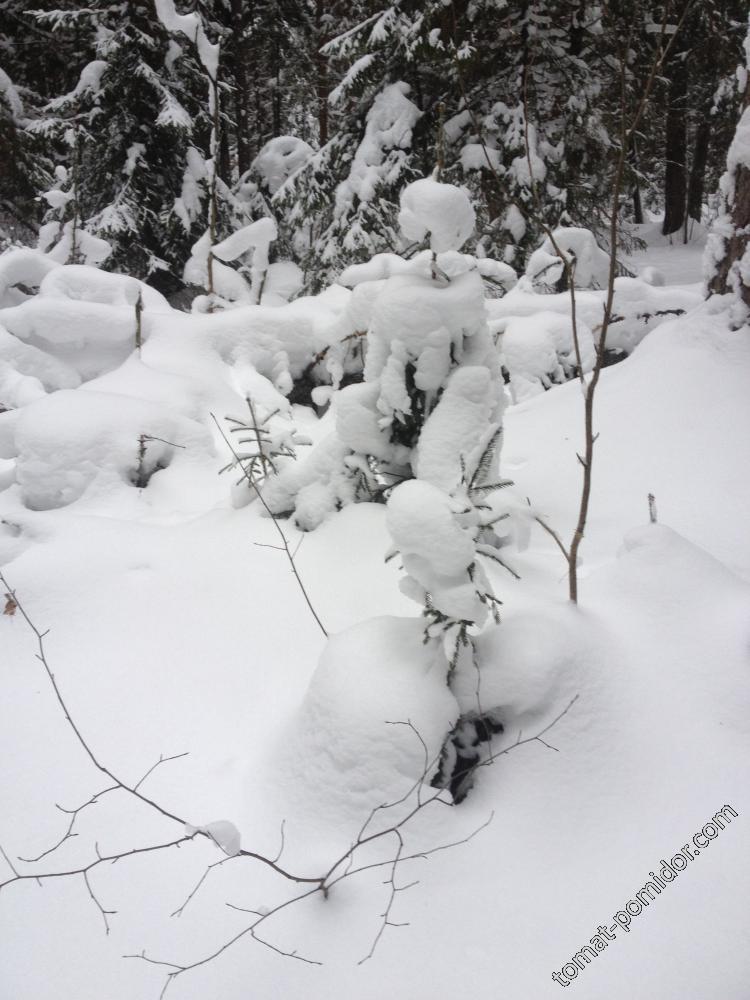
left=1, top=231, right=749, bottom=1000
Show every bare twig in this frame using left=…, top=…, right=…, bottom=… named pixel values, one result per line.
left=83, top=867, right=117, bottom=934
left=3, top=570, right=577, bottom=991
left=211, top=413, right=328, bottom=637
left=358, top=832, right=411, bottom=964
left=0, top=571, right=320, bottom=889
left=171, top=855, right=236, bottom=918
left=532, top=512, right=571, bottom=562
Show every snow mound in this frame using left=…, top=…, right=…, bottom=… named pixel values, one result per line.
left=387, top=479, right=485, bottom=623
left=0, top=249, right=59, bottom=308
left=261, top=433, right=356, bottom=530
left=0, top=326, right=80, bottom=396
left=339, top=249, right=516, bottom=293
left=38, top=265, right=171, bottom=311
left=0, top=299, right=141, bottom=381
left=277, top=616, right=457, bottom=824
left=499, top=311, right=595, bottom=401
left=455, top=606, right=586, bottom=731
left=185, top=819, right=242, bottom=857
left=398, top=178, right=475, bottom=253
left=13, top=389, right=211, bottom=509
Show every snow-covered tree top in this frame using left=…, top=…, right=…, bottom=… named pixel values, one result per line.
left=333, top=83, right=421, bottom=217
left=153, top=0, right=219, bottom=79
left=398, top=179, right=475, bottom=253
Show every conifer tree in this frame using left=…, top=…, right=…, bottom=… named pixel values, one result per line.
left=34, top=2, right=213, bottom=291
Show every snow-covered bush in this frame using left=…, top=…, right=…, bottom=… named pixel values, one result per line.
left=524, top=227, right=611, bottom=291
left=263, top=178, right=506, bottom=531
left=185, top=216, right=303, bottom=310
left=387, top=425, right=511, bottom=675
left=496, top=311, right=596, bottom=402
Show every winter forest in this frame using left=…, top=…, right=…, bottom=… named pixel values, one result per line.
left=1, top=0, right=749, bottom=997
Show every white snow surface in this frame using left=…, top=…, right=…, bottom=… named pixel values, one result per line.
left=1, top=227, right=749, bottom=1000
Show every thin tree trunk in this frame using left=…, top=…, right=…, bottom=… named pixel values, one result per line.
left=687, top=114, right=711, bottom=222
left=230, top=0, right=251, bottom=176
left=315, top=0, right=329, bottom=145
left=272, top=39, right=282, bottom=136
left=662, top=53, right=688, bottom=236
left=630, top=140, right=644, bottom=224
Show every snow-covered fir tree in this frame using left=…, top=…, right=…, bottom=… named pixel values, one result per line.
left=32, top=2, right=217, bottom=292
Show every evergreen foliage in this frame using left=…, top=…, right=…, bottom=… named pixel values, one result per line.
left=0, top=0, right=746, bottom=293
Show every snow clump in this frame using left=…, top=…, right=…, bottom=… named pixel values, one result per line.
left=398, top=178, right=475, bottom=253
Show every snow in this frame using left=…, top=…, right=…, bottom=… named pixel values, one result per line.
left=526, top=227, right=611, bottom=290
left=212, top=218, right=277, bottom=264
left=38, top=265, right=170, bottom=311
left=332, top=83, right=421, bottom=224
left=38, top=221, right=112, bottom=267
left=0, top=298, right=141, bottom=381
left=277, top=616, right=457, bottom=838
left=252, top=137, right=314, bottom=195
left=0, top=249, right=60, bottom=307
left=0, top=66, right=23, bottom=119
left=12, top=389, right=210, bottom=510
left=153, top=0, right=219, bottom=80
left=185, top=820, right=242, bottom=857
left=46, top=60, right=107, bottom=108
left=414, top=366, right=499, bottom=491
left=1, top=224, right=749, bottom=1000
left=398, top=178, right=475, bottom=253
left=499, top=311, right=595, bottom=401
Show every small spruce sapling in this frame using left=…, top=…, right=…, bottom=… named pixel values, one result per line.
left=219, top=397, right=310, bottom=506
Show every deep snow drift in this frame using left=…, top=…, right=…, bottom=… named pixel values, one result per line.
left=1, top=233, right=748, bottom=1000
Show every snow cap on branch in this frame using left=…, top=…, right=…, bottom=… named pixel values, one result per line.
left=398, top=179, right=475, bottom=253
left=153, top=0, right=219, bottom=79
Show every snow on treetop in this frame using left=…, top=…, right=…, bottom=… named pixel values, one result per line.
left=252, top=136, right=313, bottom=195
left=333, top=83, right=421, bottom=216
left=153, top=0, right=219, bottom=79
left=398, top=178, right=475, bottom=253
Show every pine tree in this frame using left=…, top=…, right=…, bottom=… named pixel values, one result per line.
left=33, top=2, right=215, bottom=291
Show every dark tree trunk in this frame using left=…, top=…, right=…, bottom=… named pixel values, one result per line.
left=632, top=181, right=644, bottom=225
left=630, top=140, right=644, bottom=224
left=662, top=54, right=688, bottom=236
left=710, top=155, right=750, bottom=308
left=271, top=39, right=282, bottom=137
left=230, top=0, right=251, bottom=176
left=709, top=79, right=750, bottom=311
left=315, top=0, right=329, bottom=145
left=687, top=113, right=711, bottom=222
